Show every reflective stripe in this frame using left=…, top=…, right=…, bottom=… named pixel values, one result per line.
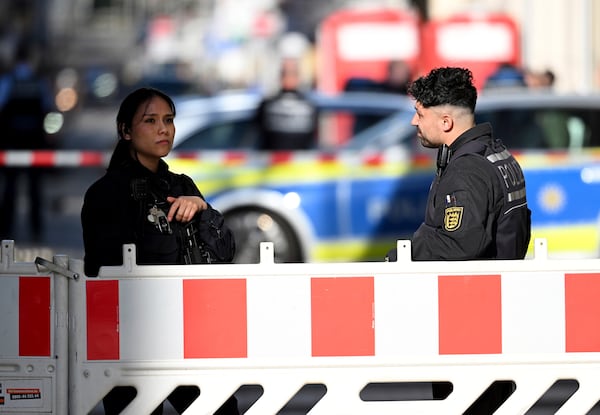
left=504, top=201, right=528, bottom=216
left=487, top=149, right=511, bottom=163
left=507, top=187, right=527, bottom=203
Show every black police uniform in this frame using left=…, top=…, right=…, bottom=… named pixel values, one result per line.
left=257, top=89, right=317, bottom=150
left=82, top=156, right=198, bottom=276
left=81, top=151, right=236, bottom=276
left=394, top=122, right=531, bottom=261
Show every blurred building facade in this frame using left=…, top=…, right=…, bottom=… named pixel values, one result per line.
left=429, top=0, right=600, bottom=93
left=0, top=0, right=598, bottom=96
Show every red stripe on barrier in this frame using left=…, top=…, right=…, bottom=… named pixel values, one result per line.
left=438, top=275, right=502, bottom=354
left=80, top=151, right=106, bottom=166
left=565, top=273, right=600, bottom=352
left=270, top=151, right=293, bottom=164
left=169, top=151, right=204, bottom=160
left=311, top=277, right=374, bottom=356
left=318, top=152, right=337, bottom=163
left=363, top=154, right=384, bottom=166
left=19, top=277, right=51, bottom=356
left=224, top=151, right=248, bottom=164
left=183, top=279, right=247, bottom=358
left=86, top=280, right=120, bottom=360
left=32, top=151, right=55, bottom=166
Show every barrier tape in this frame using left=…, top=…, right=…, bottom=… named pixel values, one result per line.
left=0, top=150, right=109, bottom=167
left=0, top=150, right=430, bottom=168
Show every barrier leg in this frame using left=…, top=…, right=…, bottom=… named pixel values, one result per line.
left=53, top=255, right=69, bottom=415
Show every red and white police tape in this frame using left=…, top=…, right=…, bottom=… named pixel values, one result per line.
left=0, top=149, right=431, bottom=168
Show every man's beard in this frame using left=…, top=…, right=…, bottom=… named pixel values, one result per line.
left=418, top=134, right=436, bottom=149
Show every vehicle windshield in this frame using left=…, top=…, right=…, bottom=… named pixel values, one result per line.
left=341, top=110, right=416, bottom=151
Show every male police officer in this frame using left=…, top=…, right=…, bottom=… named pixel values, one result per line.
left=387, top=67, right=531, bottom=261
left=386, top=66, right=531, bottom=413
left=256, top=57, right=317, bottom=150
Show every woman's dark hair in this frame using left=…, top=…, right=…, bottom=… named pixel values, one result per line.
left=116, top=87, right=176, bottom=140
left=408, top=67, right=477, bottom=113
left=109, top=87, right=176, bottom=169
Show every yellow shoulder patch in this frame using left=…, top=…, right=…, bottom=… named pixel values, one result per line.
left=444, top=207, right=464, bottom=231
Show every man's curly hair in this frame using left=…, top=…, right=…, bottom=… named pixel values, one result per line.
left=408, top=67, right=477, bottom=112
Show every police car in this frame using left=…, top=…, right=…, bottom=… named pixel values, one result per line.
left=167, top=90, right=600, bottom=263
left=171, top=91, right=411, bottom=150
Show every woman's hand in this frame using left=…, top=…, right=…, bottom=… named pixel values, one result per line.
left=166, top=196, right=208, bottom=223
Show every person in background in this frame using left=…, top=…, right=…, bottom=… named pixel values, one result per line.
left=0, top=41, right=54, bottom=240
left=386, top=66, right=531, bottom=413
left=483, top=62, right=527, bottom=90
left=380, top=59, right=412, bottom=94
left=256, top=57, right=318, bottom=150
left=525, top=68, right=556, bottom=89
left=81, top=87, right=237, bottom=415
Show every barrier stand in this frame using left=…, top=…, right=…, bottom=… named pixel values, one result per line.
left=66, top=239, right=600, bottom=415
left=0, top=240, right=71, bottom=414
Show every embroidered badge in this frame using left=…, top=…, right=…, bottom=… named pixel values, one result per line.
left=444, top=207, right=463, bottom=231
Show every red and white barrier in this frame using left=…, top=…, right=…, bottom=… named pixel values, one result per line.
left=5, top=238, right=600, bottom=414
left=0, top=240, right=69, bottom=414
left=79, top=264, right=600, bottom=361
left=63, top=240, right=600, bottom=414
left=0, top=275, right=51, bottom=357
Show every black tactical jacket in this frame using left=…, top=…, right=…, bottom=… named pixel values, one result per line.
left=410, top=122, right=531, bottom=260
left=82, top=155, right=213, bottom=276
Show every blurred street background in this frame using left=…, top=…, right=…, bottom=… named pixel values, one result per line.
left=1, top=0, right=600, bottom=261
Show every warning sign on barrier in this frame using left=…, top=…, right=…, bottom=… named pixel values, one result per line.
left=0, top=379, right=51, bottom=410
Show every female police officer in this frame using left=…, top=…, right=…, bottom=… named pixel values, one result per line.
left=81, top=87, right=237, bottom=414
left=387, top=67, right=531, bottom=261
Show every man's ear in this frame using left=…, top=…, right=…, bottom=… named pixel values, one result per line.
left=441, top=115, right=453, bottom=132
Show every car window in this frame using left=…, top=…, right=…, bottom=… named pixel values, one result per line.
left=176, top=108, right=398, bottom=151
left=317, top=110, right=391, bottom=149
left=341, top=111, right=417, bottom=151
left=476, top=107, right=600, bottom=150
left=175, top=119, right=260, bottom=150
left=170, top=91, right=414, bottom=151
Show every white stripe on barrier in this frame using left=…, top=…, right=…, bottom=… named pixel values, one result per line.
left=0, top=276, right=19, bottom=356
left=120, top=278, right=183, bottom=360
left=247, top=275, right=312, bottom=358
left=4, top=151, right=34, bottom=166
left=502, top=271, right=565, bottom=354
left=375, top=273, right=439, bottom=356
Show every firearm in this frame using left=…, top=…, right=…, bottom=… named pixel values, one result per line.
left=179, top=220, right=213, bottom=264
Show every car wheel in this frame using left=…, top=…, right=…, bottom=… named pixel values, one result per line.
left=224, top=209, right=302, bottom=263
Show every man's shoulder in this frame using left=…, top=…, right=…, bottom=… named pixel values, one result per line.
left=448, top=152, right=496, bottom=185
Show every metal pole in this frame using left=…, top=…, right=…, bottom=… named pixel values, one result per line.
left=53, top=254, right=70, bottom=415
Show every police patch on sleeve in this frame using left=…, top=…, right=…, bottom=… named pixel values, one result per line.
left=444, top=207, right=463, bottom=231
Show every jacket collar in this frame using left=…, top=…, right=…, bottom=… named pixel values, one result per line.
left=449, top=122, right=493, bottom=152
